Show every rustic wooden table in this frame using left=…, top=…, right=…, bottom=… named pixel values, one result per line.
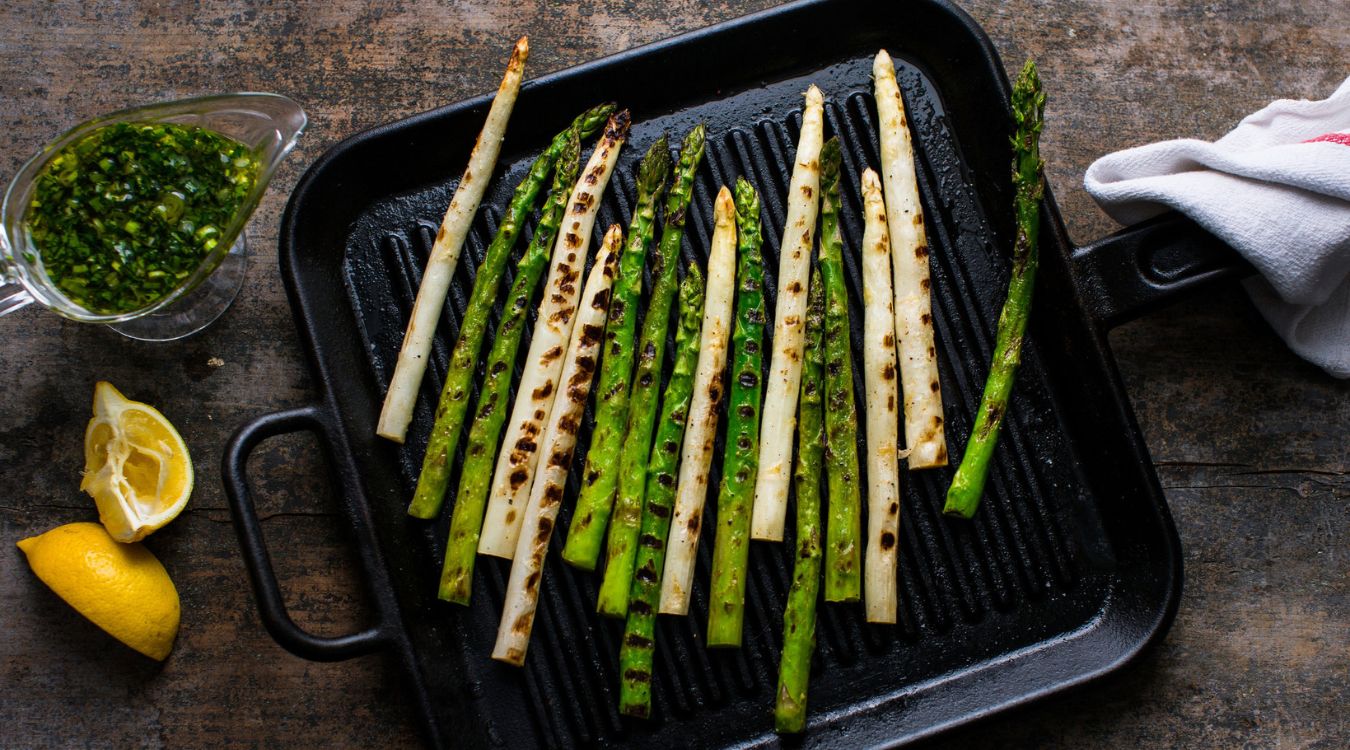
left=1, top=1, right=1345, bottom=747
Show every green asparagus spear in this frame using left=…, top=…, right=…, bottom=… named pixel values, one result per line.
left=562, top=137, right=672, bottom=570
left=436, top=129, right=583, bottom=604
left=944, top=60, right=1045, bottom=519
left=775, top=267, right=825, bottom=733
left=706, top=177, right=765, bottom=645
left=618, top=262, right=704, bottom=718
left=817, top=137, right=863, bottom=603
left=409, top=104, right=615, bottom=520
left=597, top=124, right=707, bottom=617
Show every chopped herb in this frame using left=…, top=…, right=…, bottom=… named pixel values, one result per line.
left=26, top=122, right=259, bottom=314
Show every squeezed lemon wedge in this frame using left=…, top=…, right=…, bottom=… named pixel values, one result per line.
left=81, top=381, right=193, bottom=542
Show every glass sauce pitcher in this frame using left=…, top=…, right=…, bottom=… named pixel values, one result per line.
left=0, top=93, right=306, bottom=341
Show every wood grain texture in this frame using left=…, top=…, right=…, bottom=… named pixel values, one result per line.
left=0, top=1, right=1344, bottom=748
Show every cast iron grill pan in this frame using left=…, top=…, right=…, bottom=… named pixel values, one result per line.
left=353, top=57, right=1100, bottom=739
left=225, top=1, right=1229, bottom=746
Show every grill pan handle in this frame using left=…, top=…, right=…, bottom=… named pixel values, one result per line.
left=222, top=405, right=395, bottom=661
left=1071, top=211, right=1253, bottom=329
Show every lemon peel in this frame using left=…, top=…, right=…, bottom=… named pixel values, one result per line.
left=17, top=522, right=180, bottom=660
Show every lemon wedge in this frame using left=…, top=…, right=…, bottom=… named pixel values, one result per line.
left=81, top=381, right=193, bottom=542
left=17, top=522, right=181, bottom=660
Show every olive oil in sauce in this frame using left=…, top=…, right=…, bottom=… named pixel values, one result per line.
left=25, top=122, right=259, bottom=314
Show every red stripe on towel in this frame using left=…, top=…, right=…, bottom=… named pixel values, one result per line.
left=1303, top=132, right=1350, bottom=146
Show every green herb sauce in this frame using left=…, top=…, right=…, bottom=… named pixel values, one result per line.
left=25, top=122, right=259, bottom=314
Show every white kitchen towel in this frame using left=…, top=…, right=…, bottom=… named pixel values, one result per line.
left=1084, top=76, right=1350, bottom=378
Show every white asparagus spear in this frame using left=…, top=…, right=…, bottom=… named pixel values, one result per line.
left=751, top=84, right=825, bottom=542
left=493, top=230, right=621, bottom=665
left=377, top=37, right=529, bottom=443
left=478, top=112, right=630, bottom=558
left=661, top=186, right=737, bottom=613
left=873, top=49, right=948, bottom=469
left=860, top=169, right=902, bottom=624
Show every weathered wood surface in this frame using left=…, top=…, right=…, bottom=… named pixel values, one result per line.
left=1, top=1, right=1344, bottom=747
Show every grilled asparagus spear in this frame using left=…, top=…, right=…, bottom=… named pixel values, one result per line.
left=753, top=85, right=825, bottom=541
left=410, top=105, right=616, bottom=519
left=618, top=263, right=705, bottom=718
left=817, top=137, right=862, bottom=603
left=437, top=130, right=583, bottom=604
left=479, top=111, right=630, bottom=559
left=860, top=169, right=902, bottom=624
left=702, top=178, right=765, bottom=638
left=661, top=185, right=737, bottom=612
left=945, top=60, right=1045, bottom=519
left=874, top=49, right=948, bottom=470
left=379, top=37, right=529, bottom=443
left=597, top=124, right=706, bottom=617
left=774, top=266, right=826, bottom=733
left=492, top=229, right=621, bottom=665
left=562, top=137, right=672, bottom=570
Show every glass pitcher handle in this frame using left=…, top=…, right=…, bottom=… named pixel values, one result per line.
left=0, top=276, right=33, bottom=316
left=0, top=233, right=35, bottom=316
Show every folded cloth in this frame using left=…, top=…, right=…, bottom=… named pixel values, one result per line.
left=1085, top=76, right=1350, bottom=378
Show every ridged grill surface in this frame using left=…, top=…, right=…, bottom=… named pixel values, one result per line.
left=339, top=52, right=1109, bottom=748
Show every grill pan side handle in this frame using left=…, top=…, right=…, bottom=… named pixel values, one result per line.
left=1070, top=211, right=1253, bottom=329
left=222, top=405, right=395, bottom=661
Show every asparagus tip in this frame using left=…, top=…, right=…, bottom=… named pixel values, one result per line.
left=637, top=134, right=673, bottom=193
left=607, top=109, right=633, bottom=140
left=681, top=122, right=707, bottom=158
left=820, top=136, right=841, bottom=186
left=860, top=167, right=882, bottom=192
left=1012, top=59, right=1046, bottom=131
left=733, top=176, right=760, bottom=219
